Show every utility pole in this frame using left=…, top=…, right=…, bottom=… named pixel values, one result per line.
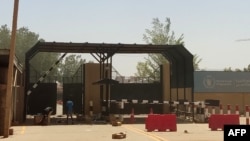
left=3, top=0, right=19, bottom=138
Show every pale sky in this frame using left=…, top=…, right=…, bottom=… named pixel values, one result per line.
left=1, top=0, right=250, bottom=76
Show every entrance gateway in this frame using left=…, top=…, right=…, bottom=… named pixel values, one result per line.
left=25, top=41, right=194, bottom=118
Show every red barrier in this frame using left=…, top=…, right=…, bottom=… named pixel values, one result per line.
left=158, top=114, right=177, bottom=131
left=208, top=114, right=239, bottom=131
left=145, top=114, right=159, bottom=131
left=145, top=114, right=177, bottom=132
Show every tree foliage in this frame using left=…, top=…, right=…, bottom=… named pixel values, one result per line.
left=0, top=25, right=40, bottom=63
left=59, top=54, right=86, bottom=77
left=0, top=25, right=87, bottom=83
left=136, top=17, right=201, bottom=80
left=224, top=65, right=250, bottom=72
left=16, top=27, right=41, bottom=63
left=243, top=65, right=250, bottom=72
left=193, top=55, right=202, bottom=70
left=0, top=25, right=11, bottom=49
left=30, top=52, right=61, bottom=78
left=224, top=67, right=233, bottom=72
left=0, top=25, right=62, bottom=79
left=143, top=18, right=184, bottom=45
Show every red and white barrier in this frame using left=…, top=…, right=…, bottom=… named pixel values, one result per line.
left=130, top=108, right=135, bottom=124
left=205, top=106, right=208, bottom=116
left=235, top=105, right=239, bottom=115
left=149, top=107, right=153, bottom=114
left=227, top=104, right=231, bottom=114
left=207, top=104, right=250, bottom=125
left=212, top=107, right=215, bottom=115
left=246, top=105, right=249, bottom=125
left=193, top=105, right=197, bottom=114
left=89, top=101, right=93, bottom=116
left=219, top=104, right=223, bottom=114
left=187, top=104, right=191, bottom=113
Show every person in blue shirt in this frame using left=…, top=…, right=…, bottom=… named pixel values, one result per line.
left=66, top=98, right=74, bottom=124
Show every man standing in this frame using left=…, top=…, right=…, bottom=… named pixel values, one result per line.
left=66, top=98, right=74, bottom=124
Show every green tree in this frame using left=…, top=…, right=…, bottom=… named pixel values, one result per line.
left=224, top=65, right=250, bottom=72
left=0, top=25, right=40, bottom=63
left=0, top=25, right=61, bottom=81
left=15, top=27, right=41, bottom=63
left=193, top=55, right=202, bottom=70
left=224, top=67, right=233, bottom=72
left=143, top=18, right=184, bottom=45
left=30, top=52, right=61, bottom=79
left=59, top=54, right=86, bottom=77
left=0, top=25, right=87, bottom=83
left=0, top=25, right=11, bottom=49
left=243, top=65, right=250, bottom=72
left=136, top=17, right=201, bottom=80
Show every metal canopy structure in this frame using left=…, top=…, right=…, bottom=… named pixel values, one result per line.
left=26, top=42, right=185, bottom=58
left=25, top=41, right=194, bottom=116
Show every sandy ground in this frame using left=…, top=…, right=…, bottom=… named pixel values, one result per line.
left=1, top=104, right=247, bottom=141
left=2, top=115, right=248, bottom=141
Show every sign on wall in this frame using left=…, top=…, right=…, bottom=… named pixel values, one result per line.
left=194, top=71, right=250, bottom=92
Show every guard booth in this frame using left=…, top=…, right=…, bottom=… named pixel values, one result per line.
left=0, top=49, right=24, bottom=134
